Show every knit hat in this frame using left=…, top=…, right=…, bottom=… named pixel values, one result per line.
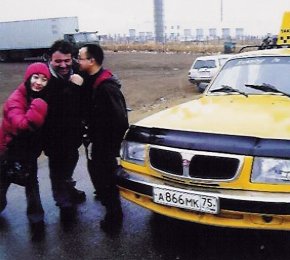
left=24, top=62, right=51, bottom=82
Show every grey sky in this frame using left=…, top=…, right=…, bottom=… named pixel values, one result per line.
left=1, top=0, right=290, bottom=36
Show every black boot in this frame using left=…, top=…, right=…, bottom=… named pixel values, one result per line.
left=60, top=206, right=77, bottom=231
left=100, top=204, right=123, bottom=234
left=66, top=179, right=86, bottom=204
left=30, top=220, right=45, bottom=242
left=71, top=187, right=86, bottom=203
left=26, top=183, right=45, bottom=224
left=60, top=206, right=77, bottom=223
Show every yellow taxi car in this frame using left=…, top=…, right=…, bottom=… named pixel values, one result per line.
left=117, top=44, right=290, bottom=231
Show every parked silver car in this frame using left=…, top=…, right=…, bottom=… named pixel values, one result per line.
left=188, top=54, right=233, bottom=92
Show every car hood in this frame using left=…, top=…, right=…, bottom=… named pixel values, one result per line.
left=135, top=95, right=290, bottom=140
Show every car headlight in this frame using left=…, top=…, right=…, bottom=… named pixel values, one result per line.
left=251, top=157, right=290, bottom=184
left=120, top=141, right=146, bottom=165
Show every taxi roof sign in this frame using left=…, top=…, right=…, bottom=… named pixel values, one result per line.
left=277, top=11, right=290, bottom=45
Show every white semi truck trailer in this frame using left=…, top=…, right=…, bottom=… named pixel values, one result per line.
left=0, top=16, right=99, bottom=61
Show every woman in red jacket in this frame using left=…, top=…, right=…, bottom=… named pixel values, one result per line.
left=0, top=62, right=50, bottom=235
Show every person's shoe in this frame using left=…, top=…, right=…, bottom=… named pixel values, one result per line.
left=100, top=207, right=123, bottom=234
left=60, top=206, right=77, bottom=231
left=30, top=220, right=45, bottom=242
left=60, top=206, right=77, bottom=223
left=0, top=196, right=7, bottom=213
left=71, top=188, right=86, bottom=204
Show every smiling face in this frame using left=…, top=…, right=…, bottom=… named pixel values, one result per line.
left=49, top=51, right=73, bottom=77
left=30, top=73, right=48, bottom=92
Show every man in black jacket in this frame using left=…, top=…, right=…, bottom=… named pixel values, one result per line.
left=44, top=40, right=86, bottom=221
left=78, top=44, right=129, bottom=232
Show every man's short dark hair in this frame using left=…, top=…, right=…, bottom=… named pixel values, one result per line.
left=83, top=44, right=104, bottom=65
left=48, top=40, right=74, bottom=57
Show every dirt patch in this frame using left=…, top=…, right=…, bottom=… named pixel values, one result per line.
left=0, top=51, right=201, bottom=123
left=104, top=51, right=201, bottom=122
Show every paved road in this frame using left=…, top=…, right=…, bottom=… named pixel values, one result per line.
left=1, top=149, right=290, bottom=260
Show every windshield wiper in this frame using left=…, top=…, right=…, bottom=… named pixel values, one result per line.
left=245, top=83, right=290, bottom=98
left=209, top=85, right=248, bottom=97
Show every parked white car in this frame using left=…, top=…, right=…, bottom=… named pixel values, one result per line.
left=188, top=54, right=233, bottom=92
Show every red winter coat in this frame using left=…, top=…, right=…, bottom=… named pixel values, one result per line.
left=0, top=84, right=48, bottom=158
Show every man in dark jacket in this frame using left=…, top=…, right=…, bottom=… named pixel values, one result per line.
left=78, top=44, right=129, bottom=232
left=44, top=40, right=86, bottom=221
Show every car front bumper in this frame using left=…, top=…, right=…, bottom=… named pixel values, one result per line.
left=117, top=167, right=290, bottom=230
left=188, top=77, right=211, bottom=84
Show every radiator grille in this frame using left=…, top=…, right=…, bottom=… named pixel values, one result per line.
left=149, top=146, right=242, bottom=180
left=149, top=148, right=183, bottom=175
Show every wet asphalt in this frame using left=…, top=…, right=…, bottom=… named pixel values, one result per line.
left=1, top=148, right=290, bottom=260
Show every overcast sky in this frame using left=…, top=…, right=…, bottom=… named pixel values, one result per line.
left=1, top=0, right=290, bottom=36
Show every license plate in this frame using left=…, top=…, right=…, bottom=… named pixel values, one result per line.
left=153, top=187, right=219, bottom=214
left=199, top=71, right=210, bottom=77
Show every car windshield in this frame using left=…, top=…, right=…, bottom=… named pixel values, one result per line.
left=73, top=33, right=98, bottom=43
left=84, top=33, right=99, bottom=41
left=73, top=33, right=87, bottom=43
left=208, top=56, right=290, bottom=95
left=193, top=59, right=216, bottom=69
